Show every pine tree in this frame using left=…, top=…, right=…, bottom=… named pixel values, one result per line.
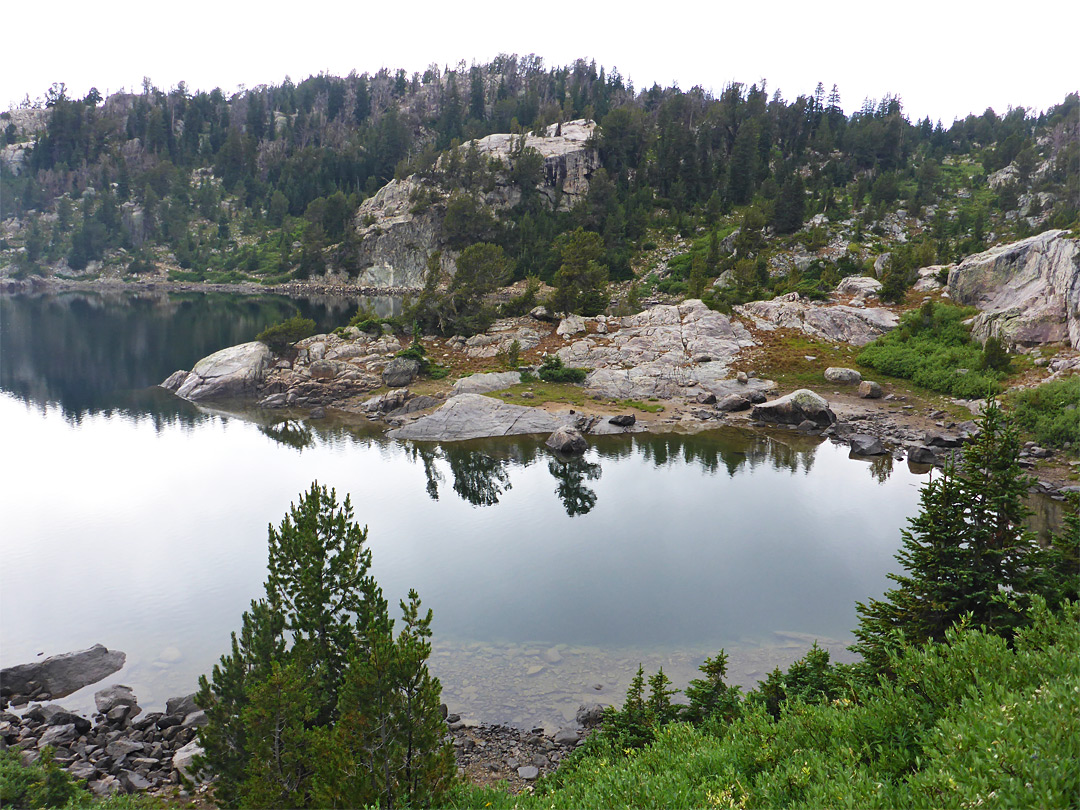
left=196, top=484, right=452, bottom=808
left=684, top=650, right=740, bottom=725
left=851, top=400, right=1049, bottom=675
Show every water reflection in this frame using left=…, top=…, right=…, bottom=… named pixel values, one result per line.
left=549, top=456, right=602, bottom=516
left=847, top=451, right=896, bottom=483
left=259, top=419, right=316, bottom=451
left=0, top=291, right=396, bottom=417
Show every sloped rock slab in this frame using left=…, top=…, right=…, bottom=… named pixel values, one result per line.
left=388, top=394, right=575, bottom=441
left=737, top=294, right=898, bottom=346
left=1, top=645, right=125, bottom=699
left=451, top=371, right=522, bottom=395
left=557, top=300, right=760, bottom=400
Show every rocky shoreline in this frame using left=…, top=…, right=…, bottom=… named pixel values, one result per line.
left=0, top=651, right=602, bottom=799
left=0, top=272, right=414, bottom=300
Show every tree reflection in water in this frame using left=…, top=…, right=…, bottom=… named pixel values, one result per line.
left=448, top=450, right=513, bottom=506
left=258, top=419, right=315, bottom=451
left=548, top=456, right=602, bottom=517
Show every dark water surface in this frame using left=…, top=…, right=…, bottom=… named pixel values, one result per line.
left=2, top=291, right=932, bottom=730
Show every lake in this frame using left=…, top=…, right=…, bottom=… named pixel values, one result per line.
left=1, top=289, right=930, bottom=731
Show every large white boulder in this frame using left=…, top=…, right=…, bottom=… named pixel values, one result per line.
left=947, top=230, right=1080, bottom=349
left=165, top=341, right=271, bottom=401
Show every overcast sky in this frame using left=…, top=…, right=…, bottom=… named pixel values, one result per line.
left=4, top=1, right=1077, bottom=124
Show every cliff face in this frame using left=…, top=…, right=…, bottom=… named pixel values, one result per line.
left=353, top=120, right=598, bottom=289
left=947, top=230, right=1080, bottom=350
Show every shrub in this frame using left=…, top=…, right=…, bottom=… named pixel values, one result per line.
left=857, top=302, right=1005, bottom=397
left=255, top=314, right=316, bottom=354
left=1006, top=376, right=1080, bottom=448
left=0, top=749, right=82, bottom=809
left=537, top=355, right=588, bottom=383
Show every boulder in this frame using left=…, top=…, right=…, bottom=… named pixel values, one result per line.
left=42, top=707, right=91, bottom=734
left=907, top=445, right=939, bottom=465
left=388, top=394, right=572, bottom=441
left=556, top=314, right=587, bottom=336
left=38, top=723, right=77, bottom=747
left=361, top=388, right=409, bottom=413
left=450, top=371, right=522, bottom=395
left=1, top=645, right=125, bottom=700
left=850, top=434, right=887, bottom=455
left=119, top=770, right=152, bottom=793
left=926, top=431, right=963, bottom=448
left=545, top=427, right=588, bottom=454
left=553, top=727, right=580, bottom=746
left=824, top=367, right=862, bottom=384
left=94, top=685, right=138, bottom=715
left=751, top=389, right=836, bottom=427
left=382, top=357, right=420, bottom=387
left=858, top=380, right=883, bottom=399
left=172, top=740, right=205, bottom=782
left=105, top=738, right=144, bottom=759
left=182, top=710, right=208, bottom=727
left=716, top=393, right=751, bottom=412
left=835, top=276, right=882, bottom=298
left=576, top=702, right=606, bottom=727
left=608, top=414, right=636, bottom=427
left=167, top=342, right=271, bottom=401
left=947, top=230, right=1080, bottom=349
left=67, top=760, right=98, bottom=781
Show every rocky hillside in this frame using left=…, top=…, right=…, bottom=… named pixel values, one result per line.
left=1, top=59, right=1076, bottom=305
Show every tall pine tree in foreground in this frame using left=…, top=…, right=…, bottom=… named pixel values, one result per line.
left=196, top=483, right=452, bottom=808
left=851, top=398, right=1073, bottom=675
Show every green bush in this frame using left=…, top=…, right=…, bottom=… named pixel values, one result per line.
left=255, top=314, right=316, bottom=354
left=0, top=749, right=83, bottom=809
left=857, top=302, right=1005, bottom=397
left=1007, top=376, right=1080, bottom=448
left=537, top=355, right=588, bottom=383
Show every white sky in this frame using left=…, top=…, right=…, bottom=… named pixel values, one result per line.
left=4, top=0, right=1077, bottom=125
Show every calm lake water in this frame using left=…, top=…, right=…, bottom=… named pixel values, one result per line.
left=1, top=290, right=932, bottom=730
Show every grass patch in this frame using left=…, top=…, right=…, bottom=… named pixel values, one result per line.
left=742, top=330, right=857, bottom=389
left=1007, top=376, right=1080, bottom=449
left=493, top=381, right=593, bottom=409
left=618, top=398, right=665, bottom=413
